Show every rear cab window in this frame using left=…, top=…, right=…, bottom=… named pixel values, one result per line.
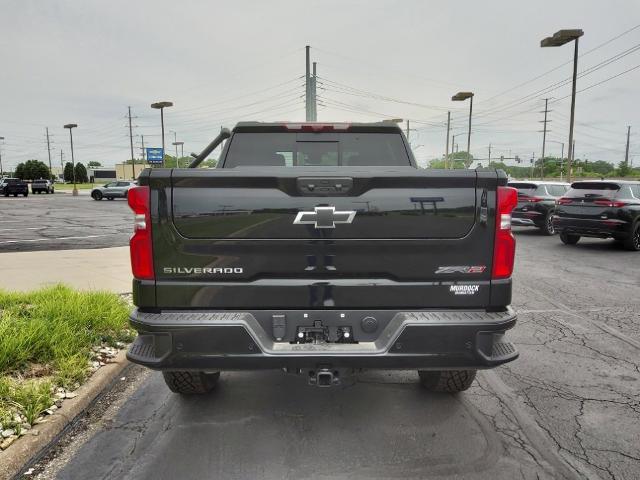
left=223, top=132, right=411, bottom=168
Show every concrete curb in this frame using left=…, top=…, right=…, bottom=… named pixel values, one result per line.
left=0, top=350, right=130, bottom=480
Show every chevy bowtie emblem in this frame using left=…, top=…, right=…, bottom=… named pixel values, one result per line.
left=293, top=206, right=356, bottom=229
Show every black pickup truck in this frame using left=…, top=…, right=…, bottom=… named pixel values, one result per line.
left=126, top=122, right=519, bottom=394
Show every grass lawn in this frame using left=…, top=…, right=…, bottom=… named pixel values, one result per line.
left=0, top=285, right=133, bottom=434
left=54, top=183, right=96, bottom=190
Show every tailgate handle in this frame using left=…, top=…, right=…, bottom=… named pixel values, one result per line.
left=297, top=177, right=353, bottom=196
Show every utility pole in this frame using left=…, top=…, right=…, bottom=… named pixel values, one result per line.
left=311, top=61, right=318, bottom=121
left=488, top=143, right=492, bottom=164
left=539, top=98, right=551, bottom=179
left=60, top=149, right=64, bottom=181
left=127, top=106, right=135, bottom=179
left=45, top=128, right=53, bottom=176
left=140, top=134, right=146, bottom=163
left=305, top=45, right=312, bottom=121
left=445, top=112, right=450, bottom=169
left=406, top=120, right=410, bottom=144
left=624, top=126, right=631, bottom=167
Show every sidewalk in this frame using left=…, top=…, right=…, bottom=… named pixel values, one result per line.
left=0, top=247, right=131, bottom=293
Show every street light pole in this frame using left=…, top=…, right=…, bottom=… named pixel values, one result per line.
left=0, top=136, right=4, bottom=177
left=63, top=124, right=78, bottom=196
left=541, top=29, right=584, bottom=183
left=452, top=92, right=474, bottom=160
left=445, top=112, right=450, bottom=169
left=151, top=101, right=173, bottom=167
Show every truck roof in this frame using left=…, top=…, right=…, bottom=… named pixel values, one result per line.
left=233, top=121, right=403, bottom=133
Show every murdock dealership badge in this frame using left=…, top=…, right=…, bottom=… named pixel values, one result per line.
left=449, top=285, right=480, bottom=295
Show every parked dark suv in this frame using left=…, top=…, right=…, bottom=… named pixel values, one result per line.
left=508, top=181, right=569, bottom=235
left=553, top=180, right=640, bottom=251
left=0, top=178, right=29, bottom=197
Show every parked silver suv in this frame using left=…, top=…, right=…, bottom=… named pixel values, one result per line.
left=91, top=180, right=137, bottom=201
left=32, top=179, right=55, bottom=194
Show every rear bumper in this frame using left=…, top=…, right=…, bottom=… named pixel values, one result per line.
left=553, top=216, right=629, bottom=238
left=127, top=307, right=518, bottom=371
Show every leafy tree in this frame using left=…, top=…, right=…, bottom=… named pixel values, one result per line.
left=14, top=163, right=26, bottom=179
left=14, top=160, right=50, bottom=180
left=74, top=162, right=88, bottom=183
left=201, top=158, right=218, bottom=168
left=88, top=161, right=102, bottom=168
left=64, top=162, right=75, bottom=182
left=588, top=160, right=614, bottom=176
left=617, top=161, right=631, bottom=177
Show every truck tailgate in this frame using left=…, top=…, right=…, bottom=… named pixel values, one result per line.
left=144, top=168, right=506, bottom=309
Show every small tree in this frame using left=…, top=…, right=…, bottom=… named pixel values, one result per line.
left=63, top=162, right=75, bottom=182
left=74, top=162, right=88, bottom=183
left=22, top=159, right=50, bottom=180
left=15, top=163, right=26, bottom=179
left=88, top=161, right=102, bottom=168
left=617, top=161, right=631, bottom=177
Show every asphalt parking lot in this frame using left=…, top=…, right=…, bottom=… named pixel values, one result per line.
left=0, top=193, right=131, bottom=252
left=20, top=219, right=639, bottom=479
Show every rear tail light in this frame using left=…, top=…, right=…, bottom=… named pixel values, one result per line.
left=493, top=186, right=518, bottom=280
left=557, top=197, right=573, bottom=205
left=127, top=186, right=154, bottom=280
left=593, top=199, right=627, bottom=207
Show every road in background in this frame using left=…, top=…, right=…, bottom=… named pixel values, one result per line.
left=24, top=227, right=639, bottom=480
left=0, top=194, right=131, bottom=252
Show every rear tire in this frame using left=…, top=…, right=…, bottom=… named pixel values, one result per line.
left=91, top=190, right=103, bottom=201
left=560, top=232, right=580, bottom=245
left=623, top=223, right=640, bottom=251
left=540, top=212, right=556, bottom=236
left=162, top=371, right=220, bottom=395
left=418, top=370, right=476, bottom=393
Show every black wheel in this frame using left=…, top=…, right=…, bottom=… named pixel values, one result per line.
left=13, top=193, right=17, bottom=197
left=540, top=212, right=556, bottom=236
left=623, top=223, right=640, bottom=251
left=162, top=371, right=220, bottom=395
left=560, top=232, right=580, bottom=245
left=23, top=192, right=28, bottom=197
left=418, top=370, right=476, bottom=393
left=91, top=190, right=103, bottom=201
left=3, top=192, right=8, bottom=197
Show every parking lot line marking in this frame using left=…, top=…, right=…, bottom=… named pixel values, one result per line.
left=0, top=227, right=44, bottom=231
left=0, top=234, right=115, bottom=244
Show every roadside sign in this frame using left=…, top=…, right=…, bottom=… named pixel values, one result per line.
left=146, top=148, right=164, bottom=164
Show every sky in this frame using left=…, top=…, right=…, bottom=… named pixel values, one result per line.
left=1, top=0, right=639, bottom=171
